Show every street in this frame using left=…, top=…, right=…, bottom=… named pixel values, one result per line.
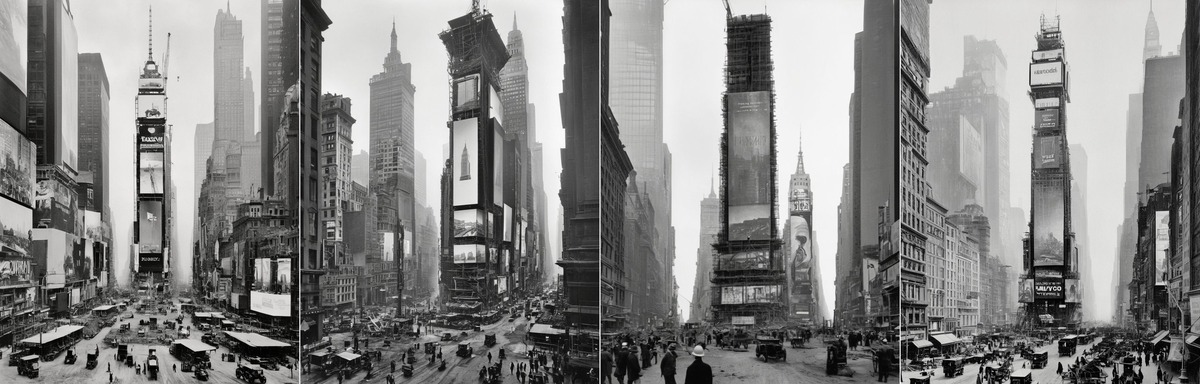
left=0, top=299, right=298, bottom=384
left=632, top=343, right=882, bottom=384
left=306, top=313, right=552, bottom=384
left=900, top=337, right=1112, bottom=384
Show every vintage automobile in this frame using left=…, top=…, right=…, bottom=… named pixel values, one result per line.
left=194, top=368, right=210, bottom=381
left=754, top=336, right=786, bottom=362
left=1011, top=369, right=1033, bottom=384
left=64, top=349, right=77, bottom=365
left=1030, top=351, right=1049, bottom=369
left=17, top=355, right=39, bottom=378
left=85, top=351, right=98, bottom=369
left=236, top=365, right=266, bottom=384
left=1059, top=336, right=1078, bottom=357
left=942, top=357, right=965, bottom=377
left=485, top=333, right=497, bottom=347
left=457, top=341, right=474, bottom=358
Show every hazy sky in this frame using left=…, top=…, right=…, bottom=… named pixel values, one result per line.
left=321, top=1, right=566, bottom=275
left=929, top=0, right=1185, bottom=322
left=72, top=0, right=263, bottom=288
left=667, top=0, right=863, bottom=321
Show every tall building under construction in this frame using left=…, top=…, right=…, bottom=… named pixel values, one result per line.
left=710, top=12, right=786, bottom=325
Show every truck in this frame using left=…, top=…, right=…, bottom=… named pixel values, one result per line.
left=17, top=355, right=39, bottom=378
left=236, top=365, right=267, bottom=384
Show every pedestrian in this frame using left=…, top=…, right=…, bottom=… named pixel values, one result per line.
left=391, top=360, right=396, bottom=373
left=512, top=361, right=516, bottom=374
left=173, top=363, right=177, bottom=372
left=615, top=346, right=628, bottom=384
left=877, top=350, right=892, bottom=383
left=602, top=347, right=614, bottom=384
left=627, top=347, right=643, bottom=384
left=684, top=345, right=713, bottom=384
left=489, top=351, right=493, bottom=364
left=109, top=372, right=114, bottom=383
left=1058, top=362, right=1064, bottom=375
left=661, top=345, right=678, bottom=384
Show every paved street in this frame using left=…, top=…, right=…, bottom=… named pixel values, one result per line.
left=631, top=343, right=882, bottom=384
left=306, top=314, right=555, bottom=383
left=0, top=300, right=298, bottom=384
left=900, top=337, right=1110, bottom=384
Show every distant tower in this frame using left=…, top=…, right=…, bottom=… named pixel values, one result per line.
left=459, top=145, right=472, bottom=180
left=1144, top=1, right=1162, bottom=61
left=135, top=7, right=171, bottom=294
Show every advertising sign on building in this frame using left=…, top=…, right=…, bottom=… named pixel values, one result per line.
left=731, top=316, right=755, bottom=325
left=137, top=94, right=167, bottom=120
left=0, top=121, right=35, bottom=206
left=138, top=200, right=163, bottom=253
left=1157, top=211, right=1170, bottom=286
left=249, top=291, right=290, bottom=317
left=1030, top=62, right=1065, bottom=86
left=494, top=130, right=504, bottom=204
left=452, top=118, right=479, bottom=206
left=33, top=178, right=78, bottom=232
left=0, top=0, right=28, bottom=95
left=139, top=152, right=165, bottom=194
left=1036, top=109, right=1059, bottom=130
left=1033, top=184, right=1065, bottom=267
left=453, top=209, right=484, bottom=238
left=453, top=74, right=480, bottom=113
left=718, top=249, right=771, bottom=270
left=138, top=253, right=163, bottom=273
left=1064, top=279, right=1080, bottom=303
left=1190, top=296, right=1200, bottom=333
left=452, top=244, right=484, bottom=264
left=1034, top=98, right=1061, bottom=109
left=1036, top=136, right=1062, bottom=169
left=138, top=125, right=165, bottom=150
left=1018, top=279, right=1033, bottom=303
left=1032, top=48, right=1064, bottom=61
left=789, top=216, right=812, bottom=305
left=0, top=197, right=33, bottom=257
left=1034, top=277, right=1064, bottom=299
left=726, top=91, right=773, bottom=241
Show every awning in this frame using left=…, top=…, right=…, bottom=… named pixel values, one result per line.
left=309, top=351, right=329, bottom=358
left=1151, top=330, right=1170, bottom=345
left=909, top=339, right=935, bottom=348
left=223, top=331, right=291, bottom=348
left=529, top=324, right=566, bottom=336
left=930, top=333, right=961, bottom=346
left=1186, top=334, right=1200, bottom=347
left=19, top=325, right=84, bottom=345
left=172, top=339, right=217, bottom=352
left=335, top=352, right=361, bottom=361
left=93, top=305, right=117, bottom=312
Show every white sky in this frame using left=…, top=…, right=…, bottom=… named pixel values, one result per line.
left=320, top=1, right=566, bottom=276
left=929, top=0, right=1185, bottom=322
left=72, top=0, right=263, bottom=288
left=666, top=0, right=863, bottom=321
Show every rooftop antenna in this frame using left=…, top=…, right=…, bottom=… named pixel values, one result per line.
left=147, top=5, right=153, bottom=62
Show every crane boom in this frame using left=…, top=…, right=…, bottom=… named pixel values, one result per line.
left=161, top=33, right=171, bottom=90
left=722, top=0, right=732, bottom=18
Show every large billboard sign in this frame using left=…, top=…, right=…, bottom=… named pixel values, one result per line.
left=1032, top=48, right=1064, bottom=61
left=721, top=285, right=782, bottom=305
left=138, top=125, right=165, bottom=150
left=138, top=253, right=163, bottom=273
left=718, top=249, right=771, bottom=271
left=958, top=116, right=983, bottom=186
left=1157, top=211, right=1170, bottom=286
left=277, top=258, right=292, bottom=293
left=494, top=131, right=504, bottom=203
left=138, top=77, right=164, bottom=91
left=1036, top=136, right=1062, bottom=169
left=1064, top=279, right=1080, bottom=303
left=138, top=201, right=163, bottom=253
left=503, top=205, right=513, bottom=242
left=1033, top=184, right=1065, bottom=267
left=57, top=7, right=77, bottom=173
left=0, top=253, right=31, bottom=288
left=726, top=91, right=772, bottom=241
left=136, top=94, right=166, bottom=120
left=254, top=258, right=272, bottom=291
left=1036, top=109, right=1059, bottom=130
left=1034, top=98, right=1061, bottom=109
left=381, top=232, right=395, bottom=262
left=788, top=216, right=812, bottom=298
left=789, top=189, right=811, bottom=214
left=453, top=74, right=480, bottom=113
left=84, top=210, right=103, bottom=240
left=0, top=0, right=28, bottom=95
left=1035, top=277, right=1064, bottom=299
left=1019, top=279, right=1033, bottom=302
left=139, top=152, right=165, bottom=194
left=32, top=228, right=72, bottom=288
left=34, top=178, right=77, bottom=232
left=1030, top=62, right=1065, bottom=86
left=453, top=244, right=484, bottom=264
left=453, top=118, right=479, bottom=206
left=250, top=291, right=290, bottom=317
left=0, top=197, right=32, bottom=256
left=454, top=209, right=484, bottom=237
left=92, top=240, right=105, bottom=278
left=0, top=121, right=35, bottom=206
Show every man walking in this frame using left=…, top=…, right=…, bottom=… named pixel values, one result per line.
left=684, top=346, right=712, bottom=384
left=661, top=344, right=678, bottom=384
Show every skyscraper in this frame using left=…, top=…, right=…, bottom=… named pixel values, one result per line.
left=689, top=180, right=719, bottom=322
left=899, top=0, right=930, bottom=339
left=77, top=52, right=108, bottom=219
left=298, top=0, right=330, bottom=345
left=214, top=5, right=246, bottom=144
left=260, top=0, right=299, bottom=199
left=370, top=21, right=417, bottom=277
left=786, top=143, right=823, bottom=326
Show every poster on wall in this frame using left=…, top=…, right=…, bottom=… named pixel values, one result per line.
left=1157, top=211, right=1170, bottom=286
left=139, top=152, right=165, bottom=194
left=1033, top=183, right=1065, bottom=266
left=726, top=91, right=773, bottom=241
left=789, top=216, right=812, bottom=298
left=1019, top=279, right=1033, bottom=303
left=79, top=238, right=92, bottom=280
left=790, top=189, right=811, bottom=213
left=721, top=286, right=745, bottom=305
left=32, top=228, right=71, bottom=287
left=254, top=258, right=271, bottom=291
left=454, top=209, right=483, bottom=237
left=452, top=118, right=479, bottom=206
left=745, top=285, right=782, bottom=303
left=0, top=121, right=35, bottom=206
left=0, top=254, right=31, bottom=287
left=138, top=201, right=163, bottom=253
left=1036, top=109, right=1060, bottom=130
left=452, top=244, right=484, bottom=264
left=0, top=197, right=32, bottom=256
left=34, top=178, right=77, bottom=232
left=1035, top=276, right=1064, bottom=299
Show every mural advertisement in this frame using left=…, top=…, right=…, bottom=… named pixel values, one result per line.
left=452, top=118, right=479, bottom=206
left=453, top=244, right=484, bottom=264
left=138, top=200, right=163, bottom=253
left=1157, top=211, right=1170, bottom=286
left=34, top=178, right=77, bottom=232
left=788, top=216, right=812, bottom=304
left=726, top=91, right=772, bottom=241
left=0, top=120, right=35, bottom=206
left=1033, top=183, right=1065, bottom=267
left=1036, top=136, right=1062, bottom=169
left=139, top=152, right=165, bottom=194
left=0, top=197, right=32, bottom=256
left=717, top=249, right=771, bottom=271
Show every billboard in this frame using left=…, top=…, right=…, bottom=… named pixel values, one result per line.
left=254, top=258, right=271, bottom=291
left=32, top=228, right=72, bottom=288
left=277, top=258, right=292, bottom=293
left=721, top=285, right=782, bottom=305
left=718, top=249, right=771, bottom=270
left=503, top=205, right=513, bottom=242
left=788, top=216, right=812, bottom=299
left=1034, top=98, right=1061, bottom=109
left=497, top=276, right=507, bottom=295
left=494, top=131, right=504, bottom=203
left=92, top=240, right=105, bottom=278
left=789, top=189, right=811, bottom=213
left=381, top=232, right=395, bottom=262
left=1018, top=279, right=1033, bottom=302
left=33, top=178, right=77, bottom=232
left=136, top=94, right=166, bottom=120
left=84, top=210, right=103, bottom=240
left=0, top=197, right=32, bottom=256
left=726, top=91, right=772, bottom=241
left=0, top=0, right=27, bottom=95
left=1157, top=211, right=1170, bottom=286
left=0, top=253, right=31, bottom=288
left=1035, top=277, right=1064, bottom=299
left=0, top=121, right=35, bottom=206
left=138, top=124, right=165, bottom=150
left=1064, top=279, right=1080, bottom=303
left=1036, top=136, right=1062, bottom=169
left=139, top=152, right=165, bottom=194
left=138, top=201, right=163, bottom=253
left=721, top=286, right=745, bottom=305
left=452, top=118, right=479, bottom=206
left=1030, top=61, right=1064, bottom=86
left=958, top=116, right=983, bottom=187
left=489, top=85, right=505, bottom=127
left=1032, top=48, right=1064, bottom=61
left=453, top=244, right=484, bottom=264
left=57, top=4, right=77, bottom=173
left=453, top=74, right=480, bottom=113
left=1033, top=184, right=1065, bottom=266
left=138, top=253, right=163, bottom=273
left=250, top=291, right=291, bottom=317
left=1036, top=109, right=1059, bottom=130
left=138, top=77, right=164, bottom=91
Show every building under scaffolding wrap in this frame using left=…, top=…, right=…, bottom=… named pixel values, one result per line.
left=710, top=13, right=787, bottom=326
left=438, top=4, right=510, bottom=314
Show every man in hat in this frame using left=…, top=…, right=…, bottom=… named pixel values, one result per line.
left=684, top=345, right=712, bottom=384
left=661, top=343, right=678, bottom=384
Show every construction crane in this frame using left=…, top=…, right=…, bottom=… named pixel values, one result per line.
left=722, top=0, right=732, bottom=18
left=161, top=33, right=171, bottom=90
